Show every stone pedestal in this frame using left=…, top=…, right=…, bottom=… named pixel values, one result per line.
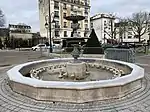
left=66, top=62, right=86, bottom=80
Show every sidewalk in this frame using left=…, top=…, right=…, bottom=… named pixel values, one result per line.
left=15, top=48, right=32, bottom=51
left=0, top=48, right=32, bottom=52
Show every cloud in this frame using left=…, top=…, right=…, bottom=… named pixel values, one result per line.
left=0, top=0, right=39, bottom=32
left=0, top=0, right=150, bottom=32
left=91, top=0, right=150, bottom=17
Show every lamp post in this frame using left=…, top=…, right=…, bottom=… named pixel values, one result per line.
left=44, top=0, right=55, bottom=53
left=48, top=0, right=52, bottom=53
left=104, top=27, right=106, bottom=44
left=45, top=13, right=55, bottom=53
left=45, top=16, right=49, bottom=43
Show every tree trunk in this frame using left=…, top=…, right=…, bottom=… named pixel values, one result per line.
left=138, top=35, right=141, bottom=43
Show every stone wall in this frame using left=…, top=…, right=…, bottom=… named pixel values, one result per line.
left=9, top=79, right=142, bottom=103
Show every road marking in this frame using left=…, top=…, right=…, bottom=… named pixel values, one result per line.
left=136, top=63, right=150, bottom=67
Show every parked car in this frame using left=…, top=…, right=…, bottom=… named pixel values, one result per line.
left=32, top=44, right=49, bottom=51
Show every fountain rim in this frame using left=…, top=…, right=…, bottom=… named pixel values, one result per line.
left=7, top=58, right=144, bottom=90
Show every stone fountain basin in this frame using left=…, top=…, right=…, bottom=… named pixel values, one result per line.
left=7, top=58, right=144, bottom=103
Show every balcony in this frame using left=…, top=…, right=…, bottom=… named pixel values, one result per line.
left=61, top=0, right=90, bottom=7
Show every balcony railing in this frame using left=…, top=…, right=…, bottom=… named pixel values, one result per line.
left=61, top=0, right=90, bottom=7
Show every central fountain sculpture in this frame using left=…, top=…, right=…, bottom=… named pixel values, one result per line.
left=62, top=16, right=89, bottom=80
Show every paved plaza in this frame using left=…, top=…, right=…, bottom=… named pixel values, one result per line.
left=0, top=50, right=150, bottom=112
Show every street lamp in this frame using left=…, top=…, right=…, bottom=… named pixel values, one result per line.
left=45, top=16, right=49, bottom=44
left=45, top=13, right=55, bottom=53
left=45, top=0, right=55, bottom=53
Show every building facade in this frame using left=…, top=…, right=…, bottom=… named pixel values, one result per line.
left=9, top=23, right=33, bottom=40
left=115, top=22, right=150, bottom=43
left=90, top=13, right=116, bottom=43
left=39, top=0, right=91, bottom=43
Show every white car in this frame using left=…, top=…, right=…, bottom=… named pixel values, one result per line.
left=32, top=44, right=49, bottom=51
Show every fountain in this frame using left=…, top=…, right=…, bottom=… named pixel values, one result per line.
left=63, top=15, right=89, bottom=80
left=7, top=15, right=144, bottom=103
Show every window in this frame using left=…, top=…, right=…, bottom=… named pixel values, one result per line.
left=64, top=22, right=67, bottom=28
left=55, top=31, right=59, bottom=37
left=85, top=8, right=88, bottom=14
left=128, top=36, right=132, bottom=38
left=63, top=3, right=67, bottom=9
left=84, top=32, right=87, bottom=37
left=71, top=5, right=74, bottom=11
left=54, top=11, right=59, bottom=17
left=64, top=31, right=67, bottom=37
left=91, top=23, right=93, bottom=29
left=55, top=21, right=59, bottom=25
left=63, top=13, right=67, bottom=17
left=54, top=1, right=59, bottom=9
left=128, top=27, right=132, bottom=30
left=85, top=24, right=88, bottom=30
left=148, top=25, right=150, bottom=31
left=104, top=34, right=106, bottom=39
left=128, top=31, right=132, bottom=35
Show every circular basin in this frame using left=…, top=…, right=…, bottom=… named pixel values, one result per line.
left=7, top=58, right=144, bottom=103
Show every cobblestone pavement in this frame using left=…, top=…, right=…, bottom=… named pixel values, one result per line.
left=0, top=51, right=150, bottom=111
left=0, top=67, right=149, bottom=112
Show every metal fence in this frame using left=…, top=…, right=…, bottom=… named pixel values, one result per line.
left=105, top=48, right=135, bottom=63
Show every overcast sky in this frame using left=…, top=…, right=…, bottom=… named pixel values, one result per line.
left=0, top=0, right=150, bottom=32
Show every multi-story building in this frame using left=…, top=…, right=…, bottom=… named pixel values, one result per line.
left=115, top=22, right=150, bottom=43
left=90, top=13, right=116, bottom=43
left=39, top=0, right=91, bottom=43
left=9, top=23, right=33, bottom=39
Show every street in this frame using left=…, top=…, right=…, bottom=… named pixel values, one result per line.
left=0, top=50, right=49, bottom=66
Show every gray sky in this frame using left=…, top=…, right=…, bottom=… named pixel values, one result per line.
left=0, top=0, right=150, bottom=32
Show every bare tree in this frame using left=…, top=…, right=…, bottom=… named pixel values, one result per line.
left=104, top=17, right=127, bottom=42
left=116, top=18, right=129, bottom=43
left=0, top=9, right=5, bottom=27
left=104, top=19, right=116, bottom=39
left=127, top=11, right=150, bottom=42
